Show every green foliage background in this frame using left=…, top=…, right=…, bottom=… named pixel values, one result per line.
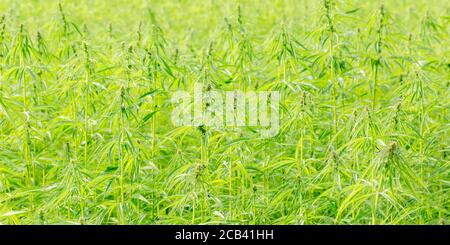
left=0, top=0, right=448, bottom=224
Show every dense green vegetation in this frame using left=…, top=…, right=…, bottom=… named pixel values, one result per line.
left=0, top=0, right=448, bottom=224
